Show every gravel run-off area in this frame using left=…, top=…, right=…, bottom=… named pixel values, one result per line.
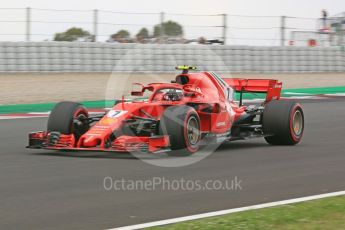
left=1, top=72, right=345, bottom=105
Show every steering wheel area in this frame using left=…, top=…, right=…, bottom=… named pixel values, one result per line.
left=152, top=88, right=184, bottom=102
left=163, top=91, right=182, bottom=101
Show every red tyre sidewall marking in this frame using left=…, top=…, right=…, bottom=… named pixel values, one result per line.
left=289, top=103, right=304, bottom=142
left=71, top=107, right=89, bottom=133
left=183, top=110, right=200, bottom=153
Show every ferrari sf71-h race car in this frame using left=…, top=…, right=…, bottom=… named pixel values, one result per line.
left=28, top=66, right=304, bottom=156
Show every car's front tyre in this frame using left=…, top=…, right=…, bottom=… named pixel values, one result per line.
left=47, top=101, right=89, bottom=141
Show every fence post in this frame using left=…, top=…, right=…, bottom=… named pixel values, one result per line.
left=93, top=9, right=98, bottom=42
left=160, top=12, right=165, bottom=38
left=280, top=16, right=286, bottom=46
left=26, top=7, right=31, bottom=42
left=222, top=14, right=227, bottom=45
left=340, top=15, right=345, bottom=46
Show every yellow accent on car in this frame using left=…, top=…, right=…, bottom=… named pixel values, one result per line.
left=175, top=65, right=197, bottom=70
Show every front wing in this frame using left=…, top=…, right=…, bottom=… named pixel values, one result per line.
left=27, top=131, right=171, bottom=153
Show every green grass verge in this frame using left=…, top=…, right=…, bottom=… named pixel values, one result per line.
left=149, top=195, right=345, bottom=230
left=0, top=100, right=115, bottom=114
left=1, top=86, right=345, bottom=114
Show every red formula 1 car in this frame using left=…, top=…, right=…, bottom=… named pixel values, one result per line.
left=28, top=66, right=304, bottom=156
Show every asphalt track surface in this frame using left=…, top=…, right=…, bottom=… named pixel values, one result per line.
left=1, top=99, right=345, bottom=230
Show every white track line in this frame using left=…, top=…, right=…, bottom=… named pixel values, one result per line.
left=283, top=92, right=311, bottom=95
left=28, top=112, right=51, bottom=115
left=0, top=116, right=47, bottom=120
left=110, top=190, right=345, bottom=230
left=0, top=111, right=106, bottom=120
left=0, top=95, right=342, bottom=121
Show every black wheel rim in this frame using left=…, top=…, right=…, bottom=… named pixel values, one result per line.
left=292, top=110, right=303, bottom=136
left=187, top=116, right=200, bottom=145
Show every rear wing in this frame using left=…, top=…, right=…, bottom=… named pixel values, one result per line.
left=223, top=78, right=282, bottom=104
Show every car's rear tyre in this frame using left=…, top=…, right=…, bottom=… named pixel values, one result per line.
left=262, top=100, right=304, bottom=145
left=159, top=105, right=201, bottom=156
left=47, top=101, right=89, bottom=140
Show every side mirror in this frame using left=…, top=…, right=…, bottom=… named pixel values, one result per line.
left=131, top=83, right=145, bottom=96
left=131, top=91, right=144, bottom=96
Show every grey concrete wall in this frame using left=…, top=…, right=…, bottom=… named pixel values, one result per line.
left=0, top=42, right=344, bottom=73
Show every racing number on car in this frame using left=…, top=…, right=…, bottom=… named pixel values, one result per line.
left=107, top=110, right=127, bottom=118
